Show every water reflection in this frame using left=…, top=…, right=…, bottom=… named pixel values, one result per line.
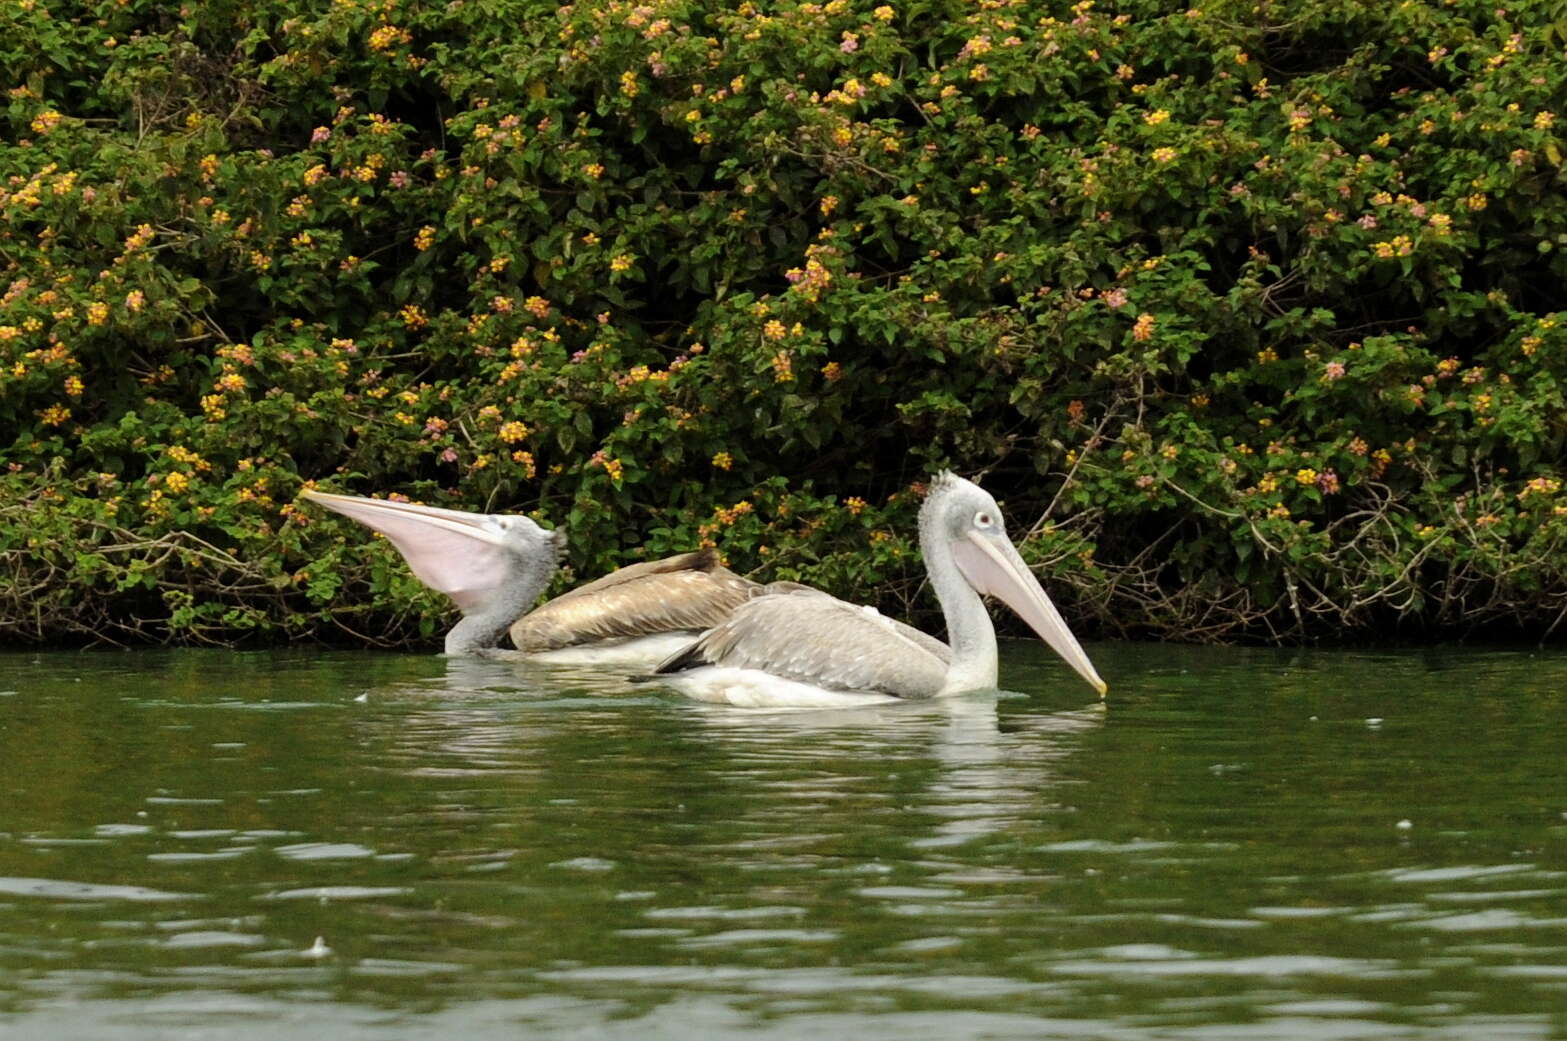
left=3, top=645, right=1567, bottom=1040
left=681, top=693, right=1104, bottom=850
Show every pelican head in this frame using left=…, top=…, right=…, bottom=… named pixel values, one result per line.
left=919, top=473, right=1107, bottom=697
left=302, top=490, right=565, bottom=655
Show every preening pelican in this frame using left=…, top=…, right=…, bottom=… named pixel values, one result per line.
left=302, top=491, right=760, bottom=665
left=647, top=473, right=1107, bottom=708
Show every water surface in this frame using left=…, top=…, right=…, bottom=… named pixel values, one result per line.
left=1, top=643, right=1565, bottom=1039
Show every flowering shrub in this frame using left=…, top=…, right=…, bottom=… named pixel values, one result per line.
left=3, top=0, right=1567, bottom=645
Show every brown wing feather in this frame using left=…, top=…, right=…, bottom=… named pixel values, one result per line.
left=654, top=588, right=951, bottom=698
left=510, top=551, right=760, bottom=651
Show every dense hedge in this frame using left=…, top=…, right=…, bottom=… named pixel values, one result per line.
left=4, top=0, right=1567, bottom=647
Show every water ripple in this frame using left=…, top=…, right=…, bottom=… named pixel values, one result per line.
left=0, top=878, right=193, bottom=902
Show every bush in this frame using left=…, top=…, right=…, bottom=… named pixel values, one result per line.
left=3, top=0, right=1567, bottom=646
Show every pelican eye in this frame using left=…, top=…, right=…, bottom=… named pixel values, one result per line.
left=973, top=510, right=994, bottom=528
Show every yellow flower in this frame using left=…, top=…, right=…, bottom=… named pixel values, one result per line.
left=164, top=471, right=190, bottom=494
left=368, top=24, right=411, bottom=51
left=610, top=254, right=634, bottom=273
left=1143, top=109, right=1169, bottom=126
left=413, top=226, right=436, bottom=251
left=712, top=451, right=733, bottom=470
left=498, top=421, right=529, bottom=442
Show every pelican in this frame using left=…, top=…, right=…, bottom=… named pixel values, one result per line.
left=646, top=472, right=1107, bottom=708
left=301, top=490, right=761, bottom=665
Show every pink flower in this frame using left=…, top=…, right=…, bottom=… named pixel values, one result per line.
left=441, top=448, right=458, bottom=463
left=1322, top=360, right=1346, bottom=382
left=1103, top=288, right=1128, bottom=309
left=1316, top=470, right=1340, bottom=494
left=840, top=31, right=859, bottom=53
left=1358, top=215, right=1377, bottom=229
left=389, top=170, right=411, bottom=188
left=311, top=126, right=332, bottom=144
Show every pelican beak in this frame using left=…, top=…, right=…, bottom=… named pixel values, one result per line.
left=952, top=530, right=1108, bottom=697
left=301, top=490, right=518, bottom=612
left=301, top=490, right=508, bottom=546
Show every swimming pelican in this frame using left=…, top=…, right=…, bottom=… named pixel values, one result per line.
left=301, top=490, right=760, bottom=665
left=646, top=472, right=1107, bottom=707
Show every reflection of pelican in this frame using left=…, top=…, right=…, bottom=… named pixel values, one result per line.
left=648, top=473, right=1107, bottom=707
left=302, top=491, right=759, bottom=665
left=682, top=692, right=1106, bottom=850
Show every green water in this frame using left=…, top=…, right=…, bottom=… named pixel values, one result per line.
left=1, top=643, right=1566, bottom=1039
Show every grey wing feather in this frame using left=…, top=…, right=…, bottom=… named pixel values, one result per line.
left=511, top=550, right=761, bottom=651
left=655, top=588, right=951, bottom=699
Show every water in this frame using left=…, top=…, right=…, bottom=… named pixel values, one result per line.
left=1, top=643, right=1566, bottom=1039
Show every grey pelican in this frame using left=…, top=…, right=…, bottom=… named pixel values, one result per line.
left=301, top=490, right=760, bottom=665
left=647, top=473, right=1106, bottom=707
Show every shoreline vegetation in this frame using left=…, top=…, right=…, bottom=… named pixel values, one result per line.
left=3, top=0, right=1567, bottom=648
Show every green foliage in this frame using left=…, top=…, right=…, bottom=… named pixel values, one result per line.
left=3, top=0, right=1567, bottom=645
